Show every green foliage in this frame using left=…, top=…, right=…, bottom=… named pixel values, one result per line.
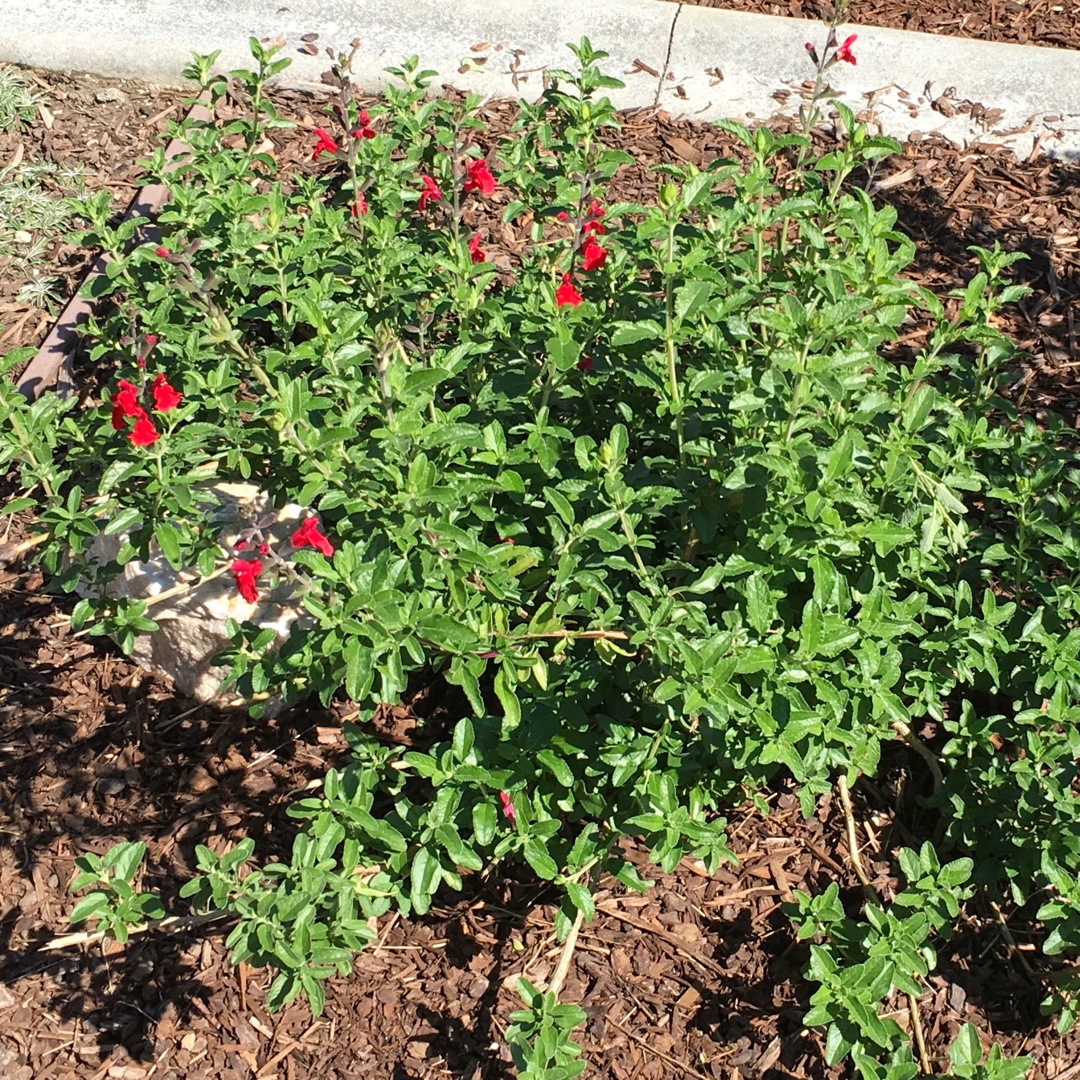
left=68, top=841, right=165, bottom=944
left=24, top=32, right=1080, bottom=1076
left=946, top=1024, right=1032, bottom=1080
left=0, top=159, right=86, bottom=278
left=0, top=63, right=43, bottom=133
left=790, top=849, right=1030, bottom=1078
left=506, top=978, right=588, bottom=1079
left=788, top=846, right=967, bottom=1071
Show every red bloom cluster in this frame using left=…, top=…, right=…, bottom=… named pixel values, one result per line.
left=110, top=372, right=182, bottom=447
left=582, top=200, right=606, bottom=235
left=291, top=516, right=335, bottom=557
left=418, top=175, right=441, bottom=211
left=231, top=557, right=263, bottom=603
left=835, top=33, right=857, bottom=64
left=349, top=192, right=368, bottom=217
left=581, top=235, right=606, bottom=272
left=151, top=372, right=182, bottom=411
left=463, top=159, right=496, bottom=196
left=498, top=790, right=516, bottom=823
left=556, top=272, right=583, bottom=309
left=312, top=127, right=339, bottom=160
left=468, top=234, right=487, bottom=264
left=352, top=109, right=376, bottom=140
left=556, top=200, right=606, bottom=234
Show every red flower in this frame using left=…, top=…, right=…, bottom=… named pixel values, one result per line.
left=129, top=410, right=160, bottom=447
left=498, top=790, right=516, bottom=823
left=835, top=33, right=857, bottom=64
left=555, top=272, right=583, bottom=308
left=349, top=191, right=368, bottom=217
left=468, top=234, right=486, bottom=264
left=154, top=246, right=170, bottom=259
left=418, top=175, right=441, bottom=211
left=110, top=379, right=141, bottom=430
left=577, top=356, right=594, bottom=372
left=291, top=516, right=335, bottom=557
left=583, top=200, right=606, bottom=235
left=151, top=373, right=182, bottom=412
left=556, top=210, right=570, bottom=222
left=352, top=110, right=376, bottom=139
left=231, top=558, right=263, bottom=603
left=581, top=235, right=607, bottom=272
left=462, top=159, right=496, bottom=196
left=312, top=127, right=339, bottom=160
left=258, top=542, right=270, bottom=556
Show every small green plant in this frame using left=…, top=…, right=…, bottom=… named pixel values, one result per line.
left=68, top=841, right=165, bottom=944
left=0, top=63, right=43, bottom=133
left=0, top=158, right=85, bottom=314
left=944, top=1024, right=1031, bottom=1080
left=788, top=843, right=978, bottom=1075
left=17, top=273, right=64, bottom=312
left=506, top=979, right=588, bottom=1079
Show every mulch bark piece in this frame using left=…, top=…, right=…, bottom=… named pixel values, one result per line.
left=4, top=65, right=1080, bottom=1080
left=661, top=0, right=1080, bottom=52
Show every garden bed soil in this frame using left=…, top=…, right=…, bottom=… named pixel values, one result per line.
left=663, top=0, right=1080, bottom=52
left=3, top=58, right=1080, bottom=1080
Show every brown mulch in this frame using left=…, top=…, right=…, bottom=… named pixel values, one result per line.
left=3, top=60, right=1080, bottom=1080
left=661, top=0, right=1080, bottom=52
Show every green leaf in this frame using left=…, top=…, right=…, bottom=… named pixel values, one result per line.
left=154, top=523, right=183, bottom=569
left=473, top=800, right=497, bottom=847
left=452, top=718, right=475, bottom=762
left=409, top=848, right=440, bottom=915
left=109, top=841, right=146, bottom=883
left=69, top=891, right=111, bottom=924
left=524, top=838, right=560, bottom=880
left=948, top=1023, right=981, bottom=1069
left=684, top=562, right=724, bottom=595
left=745, top=572, right=771, bottom=634
left=495, top=665, right=522, bottom=734
left=415, top=614, right=480, bottom=651
left=537, top=749, right=575, bottom=787
left=564, top=882, right=595, bottom=922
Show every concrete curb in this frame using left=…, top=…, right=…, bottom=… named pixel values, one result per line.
left=2, top=0, right=1079, bottom=158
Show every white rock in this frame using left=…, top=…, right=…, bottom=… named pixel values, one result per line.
left=80, top=482, right=311, bottom=710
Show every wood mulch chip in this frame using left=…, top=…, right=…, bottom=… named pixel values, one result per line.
left=3, top=58, right=1080, bottom=1079
left=660, top=0, right=1080, bottom=52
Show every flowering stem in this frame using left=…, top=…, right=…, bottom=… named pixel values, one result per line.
left=270, top=240, right=291, bottom=329
left=664, top=222, right=684, bottom=465
left=663, top=220, right=688, bottom=535
left=785, top=339, right=812, bottom=443
left=610, top=482, right=660, bottom=598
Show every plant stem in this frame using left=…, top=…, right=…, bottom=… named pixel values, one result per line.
left=664, top=222, right=685, bottom=478
left=785, top=341, right=812, bottom=443
left=610, top=484, right=660, bottom=598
